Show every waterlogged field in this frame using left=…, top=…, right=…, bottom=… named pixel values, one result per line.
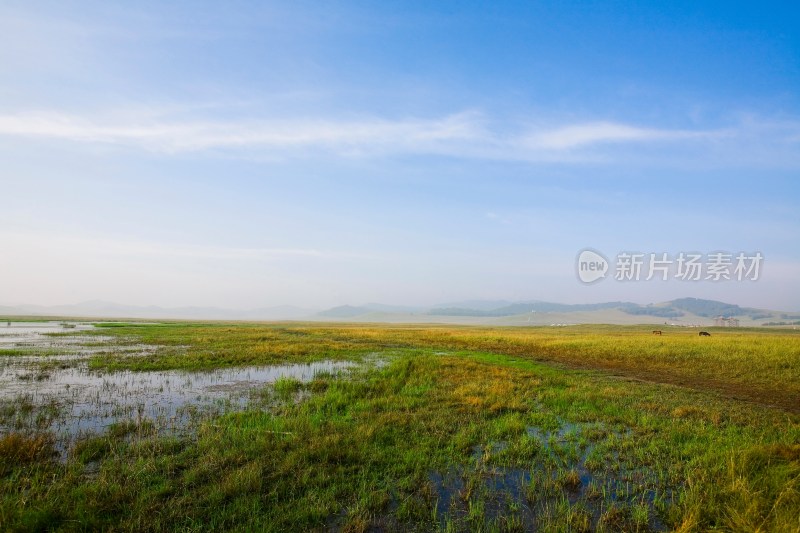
left=0, top=321, right=798, bottom=531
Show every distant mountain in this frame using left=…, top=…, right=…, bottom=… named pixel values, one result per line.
left=621, top=305, right=683, bottom=318
left=668, top=297, right=748, bottom=317
left=495, top=301, right=635, bottom=315
left=2, top=297, right=789, bottom=325
left=361, top=303, right=424, bottom=313
left=620, top=298, right=771, bottom=320
left=434, top=300, right=514, bottom=311
left=428, top=301, right=636, bottom=317
left=424, top=298, right=779, bottom=321
left=241, top=306, right=317, bottom=320
left=316, top=305, right=373, bottom=318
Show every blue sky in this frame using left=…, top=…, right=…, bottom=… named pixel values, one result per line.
left=1, top=1, right=799, bottom=311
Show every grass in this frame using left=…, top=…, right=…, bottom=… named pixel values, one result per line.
left=85, top=323, right=378, bottom=371
left=0, top=322, right=798, bottom=531
left=0, top=348, right=73, bottom=357
left=83, top=322, right=800, bottom=412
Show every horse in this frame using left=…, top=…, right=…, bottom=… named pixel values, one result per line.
left=652, top=330, right=662, bottom=335
left=699, top=331, right=711, bottom=337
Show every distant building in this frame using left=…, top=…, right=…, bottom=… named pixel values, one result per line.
left=714, top=316, right=740, bottom=327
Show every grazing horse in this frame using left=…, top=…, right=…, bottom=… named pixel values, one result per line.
left=699, top=331, right=711, bottom=337
left=652, top=330, right=662, bottom=335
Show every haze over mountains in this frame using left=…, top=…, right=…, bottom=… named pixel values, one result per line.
left=0, top=301, right=314, bottom=321
left=1, top=298, right=797, bottom=326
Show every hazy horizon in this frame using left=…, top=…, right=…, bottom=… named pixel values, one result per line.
left=4, top=294, right=799, bottom=316
left=2, top=2, right=798, bottom=312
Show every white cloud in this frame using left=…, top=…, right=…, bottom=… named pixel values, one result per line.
left=524, top=121, right=719, bottom=150
left=0, top=110, right=486, bottom=155
left=0, top=108, right=798, bottom=167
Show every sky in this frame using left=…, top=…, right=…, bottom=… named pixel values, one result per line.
left=1, top=1, right=799, bottom=311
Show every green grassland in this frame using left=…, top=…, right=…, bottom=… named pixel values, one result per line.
left=1, top=322, right=799, bottom=531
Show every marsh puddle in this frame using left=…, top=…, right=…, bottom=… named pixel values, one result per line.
left=0, top=322, right=359, bottom=454
left=429, top=420, right=670, bottom=531
left=1, top=321, right=93, bottom=341
left=0, top=321, right=119, bottom=355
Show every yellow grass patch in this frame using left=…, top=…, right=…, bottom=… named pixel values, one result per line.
left=437, top=357, right=538, bottom=412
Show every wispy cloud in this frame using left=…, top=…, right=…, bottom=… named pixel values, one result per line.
left=523, top=121, right=720, bottom=150
left=0, top=108, right=797, bottom=166
left=0, top=110, right=486, bottom=155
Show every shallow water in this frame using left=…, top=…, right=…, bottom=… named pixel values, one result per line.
left=1, top=359, right=355, bottom=433
left=0, top=322, right=359, bottom=451
left=429, top=420, right=669, bottom=531
left=0, top=321, right=97, bottom=346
